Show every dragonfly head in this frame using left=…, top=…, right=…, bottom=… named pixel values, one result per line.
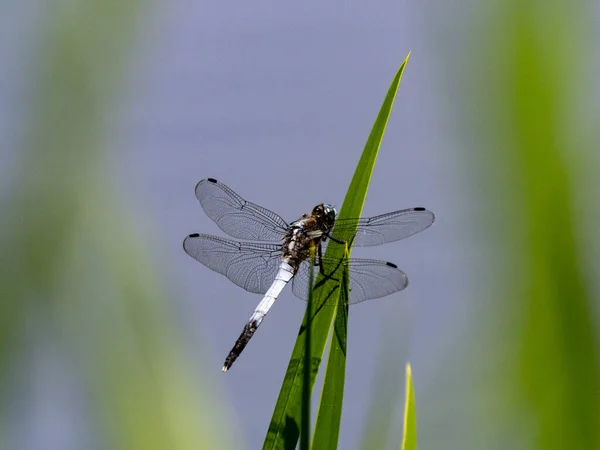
left=312, top=203, right=337, bottom=229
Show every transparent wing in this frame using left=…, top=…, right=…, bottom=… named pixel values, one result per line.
left=183, top=233, right=282, bottom=294
left=291, top=257, right=408, bottom=305
left=330, top=208, right=435, bottom=247
left=194, top=178, right=289, bottom=242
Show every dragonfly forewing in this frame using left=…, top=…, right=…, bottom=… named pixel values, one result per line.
left=195, top=178, right=289, bottom=242
left=331, top=208, right=435, bottom=247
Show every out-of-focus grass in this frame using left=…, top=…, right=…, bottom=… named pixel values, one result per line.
left=461, top=0, right=600, bottom=448
left=0, top=3, right=231, bottom=450
left=359, top=2, right=599, bottom=449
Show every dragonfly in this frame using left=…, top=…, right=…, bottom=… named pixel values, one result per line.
left=183, top=178, right=434, bottom=372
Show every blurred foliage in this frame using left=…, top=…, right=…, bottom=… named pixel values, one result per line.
left=463, top=0, right=600, bottom=449
left=362, top=1, right=599, bottom=449
left=0, top=2, right=232, bottom=449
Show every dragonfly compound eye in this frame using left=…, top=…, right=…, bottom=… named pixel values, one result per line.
left=322, top=204, right=337, bottom=222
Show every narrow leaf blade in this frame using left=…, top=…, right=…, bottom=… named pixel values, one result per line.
left=311, top=256, right=350, bottom=449
left=300, top=249, right=316, bottom=450
left=262, top=53, right=411, bottom=450
left=401, top=363, right=417, bottom=450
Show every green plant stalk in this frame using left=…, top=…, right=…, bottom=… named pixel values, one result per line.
left=262, top=53, right=411, bottom=450
left=401, top=364, right=417, bottom=450
left=311, top=249, right=349, bottom=449
left=300, top=247, right=316, bottom=450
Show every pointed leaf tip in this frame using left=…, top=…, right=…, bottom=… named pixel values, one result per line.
left=401, top=363, right=417, bottom=450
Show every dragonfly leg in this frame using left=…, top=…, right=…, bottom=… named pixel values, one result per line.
left=324, top=233, right=346, bottom=245
left=315, top=243, right=342, bottom=283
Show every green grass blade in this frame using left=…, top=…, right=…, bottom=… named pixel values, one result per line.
left=401, top=364, right=417, bottom=450
left=262, top=53, right=411, bottom=450
left=311, top=254, right=350, bottom=449
left=336, top=53, right=411, bottom=222
left=300, top=248, right=316, bottom=450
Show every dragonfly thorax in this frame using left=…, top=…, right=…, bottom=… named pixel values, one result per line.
left=282, top=203, right=336, bottom=271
